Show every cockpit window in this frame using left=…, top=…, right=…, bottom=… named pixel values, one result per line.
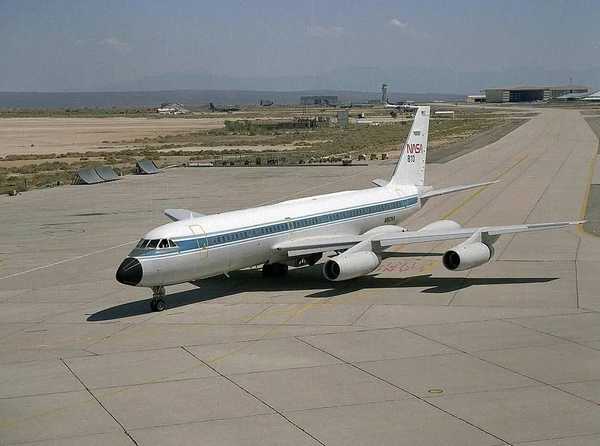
left=136, top=238, right=177, bottom=250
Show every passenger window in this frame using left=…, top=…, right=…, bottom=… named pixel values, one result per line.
left=148, top=239, right=159, bottom=249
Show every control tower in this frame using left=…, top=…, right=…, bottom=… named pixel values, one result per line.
left=381, top=83, right=389, bottom=104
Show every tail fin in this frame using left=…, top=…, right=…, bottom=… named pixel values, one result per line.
left=389, top=106, right=430, bottom=187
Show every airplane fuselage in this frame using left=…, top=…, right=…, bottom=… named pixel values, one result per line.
left=123, top=185, right=420, bottom=287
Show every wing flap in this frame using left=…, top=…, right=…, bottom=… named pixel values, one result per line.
left=274, top=235, right=362, bottom=257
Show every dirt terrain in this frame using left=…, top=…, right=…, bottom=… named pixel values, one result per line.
left=0, top=117, right=226, bottom=157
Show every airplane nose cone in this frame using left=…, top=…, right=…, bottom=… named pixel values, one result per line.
left=116, top=258, right=142, bottom=286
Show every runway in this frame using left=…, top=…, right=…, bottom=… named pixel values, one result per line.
left=1, top=107, right=600, bottom=445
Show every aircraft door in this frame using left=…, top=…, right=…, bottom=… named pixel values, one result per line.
left=189, top=224, right=208, bottom=258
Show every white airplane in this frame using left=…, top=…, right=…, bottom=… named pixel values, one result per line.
left=384, top=100, right=416, bottom=112
left=116, top=106, right=582, bottom=311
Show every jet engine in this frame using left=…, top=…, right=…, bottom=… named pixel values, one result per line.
left=322, top=251, right=381, bottom=281
left=442, top=242, right=492, bottom=271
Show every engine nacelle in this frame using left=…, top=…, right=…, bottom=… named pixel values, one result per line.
left=442, top=242, right=492, bottom=271
left=323, top=251, right=381, bottom=281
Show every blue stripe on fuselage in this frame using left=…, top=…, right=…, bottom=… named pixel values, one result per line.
left=135, top=195, right=418, bottom=258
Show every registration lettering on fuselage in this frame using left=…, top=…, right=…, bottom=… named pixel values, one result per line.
left=405, top=143, right=422, bottom=154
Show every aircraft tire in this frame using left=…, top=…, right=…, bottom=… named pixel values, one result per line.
left=262, top=263, right=288, bottom=277
left=150, top=299, right=167, bottom=312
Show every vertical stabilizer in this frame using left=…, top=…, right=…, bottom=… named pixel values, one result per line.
left=389, top=106, right=430, bottom=186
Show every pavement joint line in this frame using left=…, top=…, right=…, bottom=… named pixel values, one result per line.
left=240, top=302, right=275, bottom=323
left=0, top=377, right=126, bottom=443
left=511, top=432, right=600, bottom=445
left=295, top=336, right=514, bottom=446
left=3, top=431, right=136, bottom=446
left=350, top=303, right=374, bottom=326
left=177, top=302, right=339, bottom=366
left=0, top=240, right=136, bottom=280
left=180, top=345, right=328, bottom=446
left=499, top=127, right=584, bottom=260
left=441, top=155, right=528, bottom=221
left=543, top=377, right=600, bottom=386
left=575, top=237, right=582, bottom=308
left=59, top=373, right=221, bottom=393
left=83, top=322, right=139, bottom=352
left=579, top=120, right=599, bottom=237
left=446, top=270, right=471, bottom=306
left=124, top=412, right=312, bottom=439
left=401, top=326, right=600, bottom=408
left=275, top=396, right=416, bottom=414
left=496, top=259, right=574, bottom=262
left=422, top=382, right=546, bottom=399
left=0, top=388, right=90, bottom=401
left=503, top=317, right=600, bottom=354
left=124, top=412, right=285, bottom=437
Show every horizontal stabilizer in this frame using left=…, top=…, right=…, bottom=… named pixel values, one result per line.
left=420, top=181, right=499, bottom=199
left=371, top=178, right=389, bottom=187
left=164, top=209, right=205, bottom=222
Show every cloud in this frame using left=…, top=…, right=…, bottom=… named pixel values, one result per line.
left=306, top=24, right=344, bottom=38
left=389, top=18, right=408, bottom=29
left=98, top=37, right=131, bottom=54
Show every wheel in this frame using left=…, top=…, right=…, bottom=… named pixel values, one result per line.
left=262, top=263, right=273, bottom=276
left=263, top=263, right=288, bottom=277
left=154, top=299, right=167, bottom=312
left=273, top=263, right=288, bottom=276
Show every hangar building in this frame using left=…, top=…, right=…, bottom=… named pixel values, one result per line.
left=300, top=96, right=338, bottom=106
left=484, top=85, right=589, bottom=103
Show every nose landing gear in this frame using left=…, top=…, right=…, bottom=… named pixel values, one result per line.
left=150, top=286, right=167, bottom=312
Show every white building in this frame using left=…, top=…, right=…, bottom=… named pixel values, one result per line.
left=156, top=103, right=189, bottom=115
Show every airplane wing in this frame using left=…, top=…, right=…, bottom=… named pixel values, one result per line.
left=377, top=221, right=583, bottom=247
left=274, top=221, right=583, bottom=257
left=164, top=209, right=205, bottom=222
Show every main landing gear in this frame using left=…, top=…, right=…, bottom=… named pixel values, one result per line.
left=150, top=286, right=167, bottom=312
left=262, top=262, right=288, bottom=277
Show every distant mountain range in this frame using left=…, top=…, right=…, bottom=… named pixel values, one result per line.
left=1, top=64, right=598, bottom=108
left=100, top=65, right=600, bottom=94
left=0, top=89, right=462, bottom=109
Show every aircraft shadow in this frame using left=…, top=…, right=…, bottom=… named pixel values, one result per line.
left=88, top=267, right=557, bottom=321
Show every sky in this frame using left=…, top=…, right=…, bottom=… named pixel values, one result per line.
left=1, top=0, right=599, bottom=93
